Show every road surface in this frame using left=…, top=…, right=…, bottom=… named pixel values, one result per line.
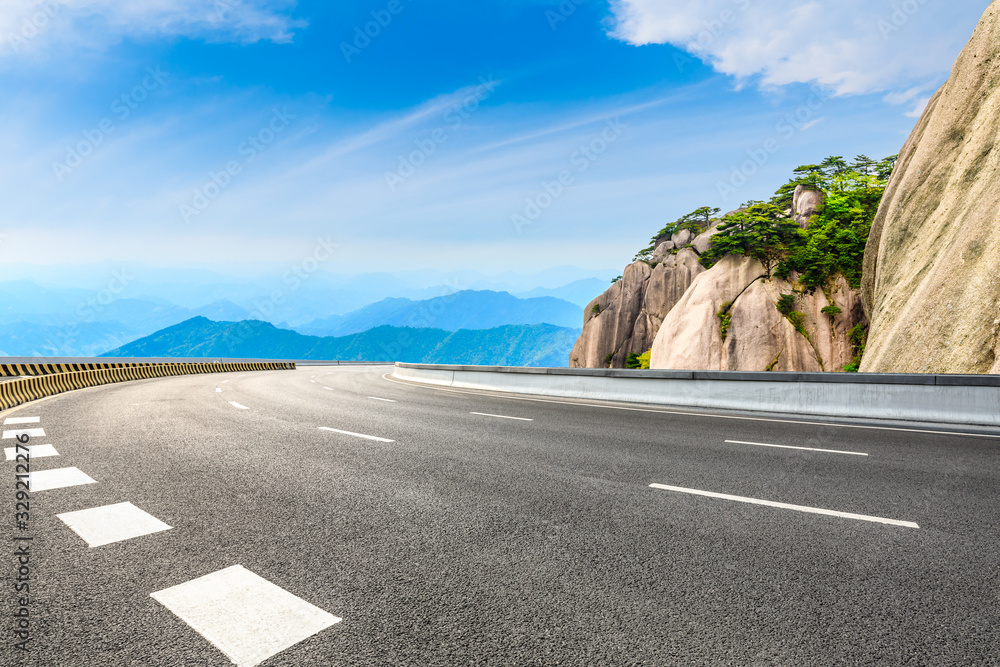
left=3, top=366, right=999, bottom=665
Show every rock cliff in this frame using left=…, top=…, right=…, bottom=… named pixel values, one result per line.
left=861, top=3, right=1000, bottom=374
left=571, top=185, right=868, bottom=371
left=649, top=256, right=864, bottom=372
left=569, top=248, right=704, bottom=367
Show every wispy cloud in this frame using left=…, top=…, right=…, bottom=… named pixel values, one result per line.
left=0, top=0, right=305, bottom=57
left=471, top=89, right=697, bottom=155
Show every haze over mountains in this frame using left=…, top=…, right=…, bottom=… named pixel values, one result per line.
left=0, top=266, right=599, bottom=363
left=104, top=317, right=580, bottom=368
left=296, top=291, right=582, bottom=337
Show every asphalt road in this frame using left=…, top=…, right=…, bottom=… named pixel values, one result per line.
left=3, top=366, right=999, bottom=666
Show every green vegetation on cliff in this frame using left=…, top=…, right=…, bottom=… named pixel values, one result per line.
left=637, top=155, right=897, bottom=293
left=700, top=155, right=897, bottom=291
left=626, top=155, right=895, bottom=373
left=634, top=206, right=720, bottom=261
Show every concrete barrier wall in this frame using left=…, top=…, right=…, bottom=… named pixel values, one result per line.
left=0, top=361, right=295, bottom=412
left=393, top=364, right=1000, bottom=428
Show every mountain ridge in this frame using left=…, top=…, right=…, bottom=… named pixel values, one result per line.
left=103, top=317, right=581, bottom=367
left=295, top=290, right=582, bottom=337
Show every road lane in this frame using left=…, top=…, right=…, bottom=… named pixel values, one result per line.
left=2, top=365, right=998, bottom=665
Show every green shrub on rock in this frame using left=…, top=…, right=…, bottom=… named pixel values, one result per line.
left=638, top=155, right=897, bottom=293
left=821, top=305, right=843, bottom=317
left=776, top=294, right=796, bottom=316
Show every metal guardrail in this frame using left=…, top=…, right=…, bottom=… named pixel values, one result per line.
left=0, top=361, right=295, bottom=413
left=0, top=358, right=394, bottom=378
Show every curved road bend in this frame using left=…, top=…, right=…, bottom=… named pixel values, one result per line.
left=3, top=365, right=999, bottom=665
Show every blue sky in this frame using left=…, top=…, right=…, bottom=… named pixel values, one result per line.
left=0, top=0, right=990, bottom=277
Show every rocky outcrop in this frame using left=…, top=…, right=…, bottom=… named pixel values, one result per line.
left=691, top=226, right=720, bottom=255
left=671, top=228, right=694, bottom=247
left=793, top=185, right=823, bottom=228
left=569, top=249, right=703, bottom=367
left=651, top=240, right=675, bottom=262
left=861, top=3, right=1000, bottom=374
left=647, top=257, right=864, bottom=372
left=648, top=255, right=765, bottom=370
left=569, top=197, right=868, bottom=372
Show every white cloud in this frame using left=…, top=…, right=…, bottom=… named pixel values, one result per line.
left=608, top=0, right=987, bottom=98
left=0, top=0, right=304, bottom=55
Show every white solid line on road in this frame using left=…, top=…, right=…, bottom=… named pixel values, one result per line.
left=4, top=417, right=40, bottom=425
left=319, top=427, right=394, bottom=443
left=151, top=565, right=341, bottom=667
left=725, top=440, right=869, bottom=457
left=5, top=445, right=58, bottom=461
left=57, top=502, right=172, bottom=547
left=383, top=373, right=1000, bottom=440
left=229, top=402, right=250, bottom=411
left=368, top=397, right=397, bottom=403
left=3, top=428, right=45, bottom=439
left=649, top=484, right=920, bottom=529
left=28, top=467, right=97, bottom=492
left=470, top=412, right=533, bottom=422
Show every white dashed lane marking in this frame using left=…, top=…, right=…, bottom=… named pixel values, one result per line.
left=368, top=397, right=396, bottom=403
left=319, top=427, right=395, bottom=443
left=229, top=402, right=250, bottom=411
left=4, top=417, right=40, bottom=425
left=57, top=502, right=172, bottom=547
left=151, top=565, right=341, bottom=667
left=470, top=412, right=533, bottom=422
left=28, top=467, right=97, bottom=492
left=3, top=428, right=45, bottom=439
left=216, top=388, right=222, bottom=393
left=323, top=387, right=334, bottom=391
left=5, top=445, right=58, bottom=461
left=649, top=484, right=920, bottom=529
left=725, top=440, right=869, bottom=457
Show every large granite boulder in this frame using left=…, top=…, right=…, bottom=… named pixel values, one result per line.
left=568, top=250, right=704, bottom=368
left=671, top=228, right=694, bottom=247
left=691, top=224, right=720, bottom=255
left=650, top=256, right=866, bottom=372
left=648, top=255, right=767, bottom=370
left=793, top=185, right=824, bottom=228
left=651, top=239, right=675, bottom=262
left=723, top=279, right=823, bottom=372
left=861, top=3, right=1000, bottom=374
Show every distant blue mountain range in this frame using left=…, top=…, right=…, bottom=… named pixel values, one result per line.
left=294, top=290, right=582, bottom=337
left=103, top=317, right=580, bottom=367
left=513, top=278, right=610, bottom=307
left=0, top=281, right=589, bottom=360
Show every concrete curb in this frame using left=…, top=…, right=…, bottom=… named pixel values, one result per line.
left=0, top=361, right=295, bottom=412
left=393, top=363, right=1000, bottom=428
